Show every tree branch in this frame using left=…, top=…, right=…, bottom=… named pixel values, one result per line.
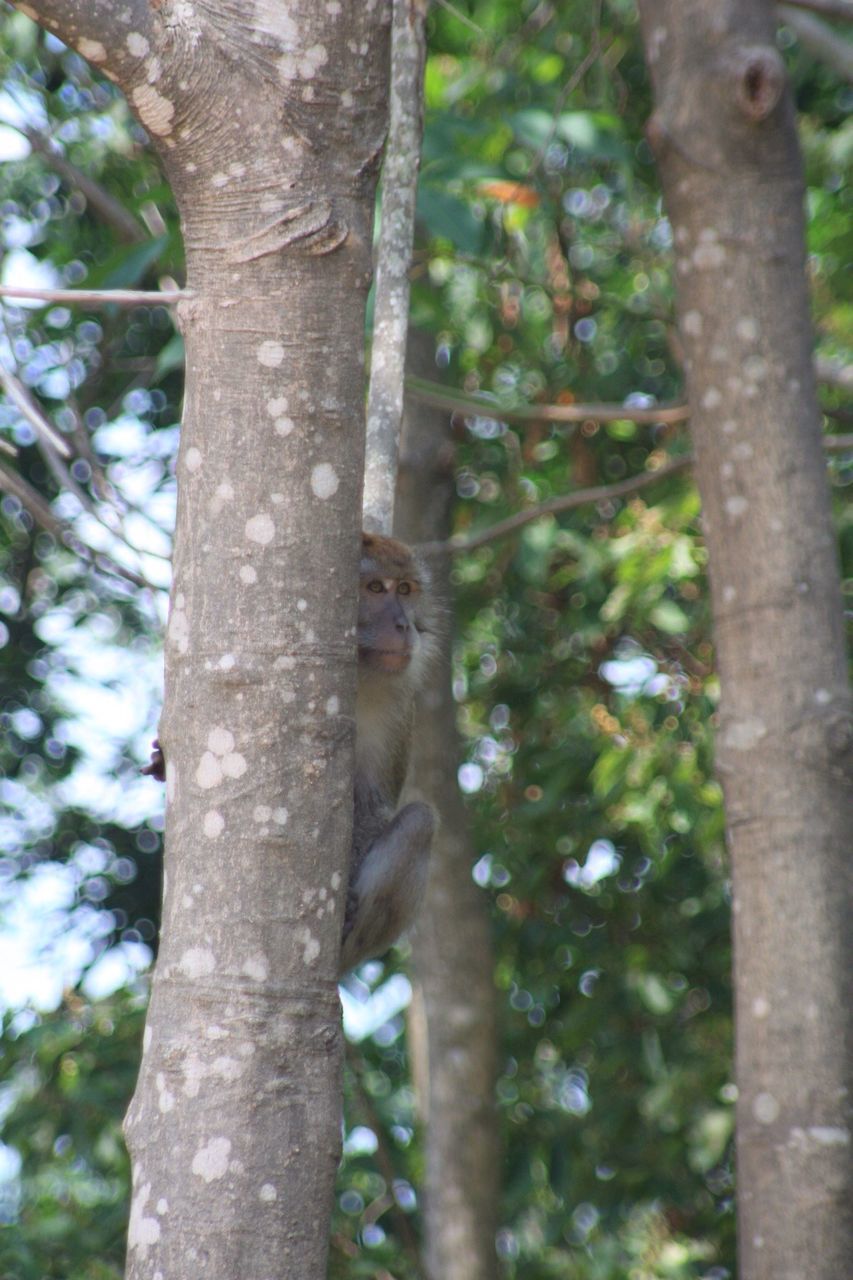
left=405, top=374, right=690, bottom=426
left=363, top=0, right=429, bottom=534
left=779, top=0, right=853, bottom=20
left=421, top=432, right=852, bottom=556
left=0, top=362, right=72, bottom=458
left=11, top=0, right=155, bottom=80
left=25, top=127, right=147, bottom=243
left=0, top=285, right=191, bottom=306
left=779, top=5, right=853, bottom=79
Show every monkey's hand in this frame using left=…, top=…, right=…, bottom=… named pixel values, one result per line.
left=141, top=738, right=166, bottom=782
left=339, top=802, right=434, bottom=977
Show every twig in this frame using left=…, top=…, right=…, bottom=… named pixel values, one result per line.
left=420, top=456, right=693, bottom=555
left=405, top=374, right=690, bottom=426
left=345, top=1041, right=426, bottom=1280
left=423, top=431, right=853, bottom=556
left=0, top=285, right=190, bottom=306
left=25, top=126, right=147, bottom=243
left=0, top=362, right=72, bottom=458
left=0, top=458, right=65, bottom=535
left=779, top=0, right=853, bottom=21
left=778, top=5, right=853, bottom=80
left=363, top=0, right=429, bottom=534
left=0, top=460, right=155, bottom=590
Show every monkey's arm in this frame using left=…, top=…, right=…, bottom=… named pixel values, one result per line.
left=339, top=801, right=434, bottom=976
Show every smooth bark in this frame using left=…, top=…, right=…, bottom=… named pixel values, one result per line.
left=363, top=0, right=428, bottom=534
left=397, top=335, right=500, bottom=1280
left=15, top=3, right=392, bottom=1278
left=638, top=4, right=852, bottom=1277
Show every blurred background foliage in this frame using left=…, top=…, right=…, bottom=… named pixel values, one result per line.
left=0, top=1, right=849, bottom=1277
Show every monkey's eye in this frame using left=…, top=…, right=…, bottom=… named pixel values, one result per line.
left=397, top=581, right=412, bottom=596
left=366, top=580, right=385, bottom=593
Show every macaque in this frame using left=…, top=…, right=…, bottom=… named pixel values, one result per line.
left=143, top=531, right=438, bottom=976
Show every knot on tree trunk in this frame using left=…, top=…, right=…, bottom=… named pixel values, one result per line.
left=727, top=44, right=785, bottom=122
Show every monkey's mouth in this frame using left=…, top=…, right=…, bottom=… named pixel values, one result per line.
left=362, top=648, right=412, bottom=674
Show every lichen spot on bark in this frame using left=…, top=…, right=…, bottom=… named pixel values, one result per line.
left=208, top=727, right=234, bottom=756
left=257, top=340, right=285, bottom=368
left=240, top=565, right=258, bottom=584
left=701, top=387, right=722, bottom=410
left=131, top=84, right=175, bottom=137
left=752, top=996, right=770, bottom=1018
left=180, top=947, right=216, bottom=979
left=78, top=38, right=107, bottom=63
left=311, top=463, right=339, bottom=499
left=297, top=925, right=321, bottom=966
left=682, top=310, right=702, bottom=338
left=185, top=446, right=202, bottom=472
left=693, top=231, right=725, bottom=271
left=243, top=954, right=269, bottom=982
left=128, top=1183, right=161, bottom=1255
left=260, top=1183, right=278, bottom=1202
left=724, top=495, right=748, bottom=519
left=197, top=752, right=223, bottom=789
left=278, top=43, right=329, bottom=82
left=753, top=1092, right=780, bottom=1124
left=736, top=316, right=759, bottom=343
left=203, top=810, right=225, bottom=839
left=222, top=752, right=247, bottom=779
left=723, top=716, right=767, bottom=751
left=167, top=598, right=189, bottom=654
left=191, top=1136, right=232, bottom=1183
left=325, top=695, right=340, bottom=716
left=246, top=513, right=275, bottom=545
left=126, top=32, right=150, bottom=58
left=156, top=1072, right=175, bottom=1114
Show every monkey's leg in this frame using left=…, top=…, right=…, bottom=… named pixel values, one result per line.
left=338, top=802, right=435, bottom=976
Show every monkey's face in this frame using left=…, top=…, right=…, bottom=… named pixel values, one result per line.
left=357, top=571, right=422, bottom=674
left=358, top=534, right=426, bottom=677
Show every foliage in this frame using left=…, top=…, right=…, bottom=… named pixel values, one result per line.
left=0, top=2, right=849, bottom=1278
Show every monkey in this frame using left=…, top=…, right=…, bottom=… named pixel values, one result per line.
left=143, top=531, right=438, bottom=977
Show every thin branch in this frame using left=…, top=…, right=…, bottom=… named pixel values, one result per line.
left=25, top=127, right=147, bottom=243
left=0, top=459, right=155, bottom=590
left=779, top=0, right=853, bottom=20
left=363, top=0, right=429, bottom=535
left=0, top=285, right=190, bottom=307
left=405, top=374, right=690, bottom=426
left=0, top=457, right=64, bottom=535
left=422, top=431, right=853, bottom=556
left=778, top=5, right=853, bottom=79
left=345, top=1042, right=426, bottom=1280
left=420, top=456, right=693, bottom=555
left=0, top=362, right=73, bottom=457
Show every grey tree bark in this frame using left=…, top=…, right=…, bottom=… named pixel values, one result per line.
left=638, top=4, right=852, bottom=1277
left=14, top=3, right=391, bottom=1278
left=396, top=335, right=500, bottom=1280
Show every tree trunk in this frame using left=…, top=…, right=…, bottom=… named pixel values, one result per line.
left=19, top=4, right=391, bottom=1277
left=396, top=334, right=500, bottom=1280
left=638, top=4, right=852, bottom=1277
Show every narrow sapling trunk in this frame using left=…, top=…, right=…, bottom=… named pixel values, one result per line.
left=16, top=4, right=392, bottom=1278
left=639, top=3, right=852, bottom=1277
left=397, top=335, right=500, bottom=1280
